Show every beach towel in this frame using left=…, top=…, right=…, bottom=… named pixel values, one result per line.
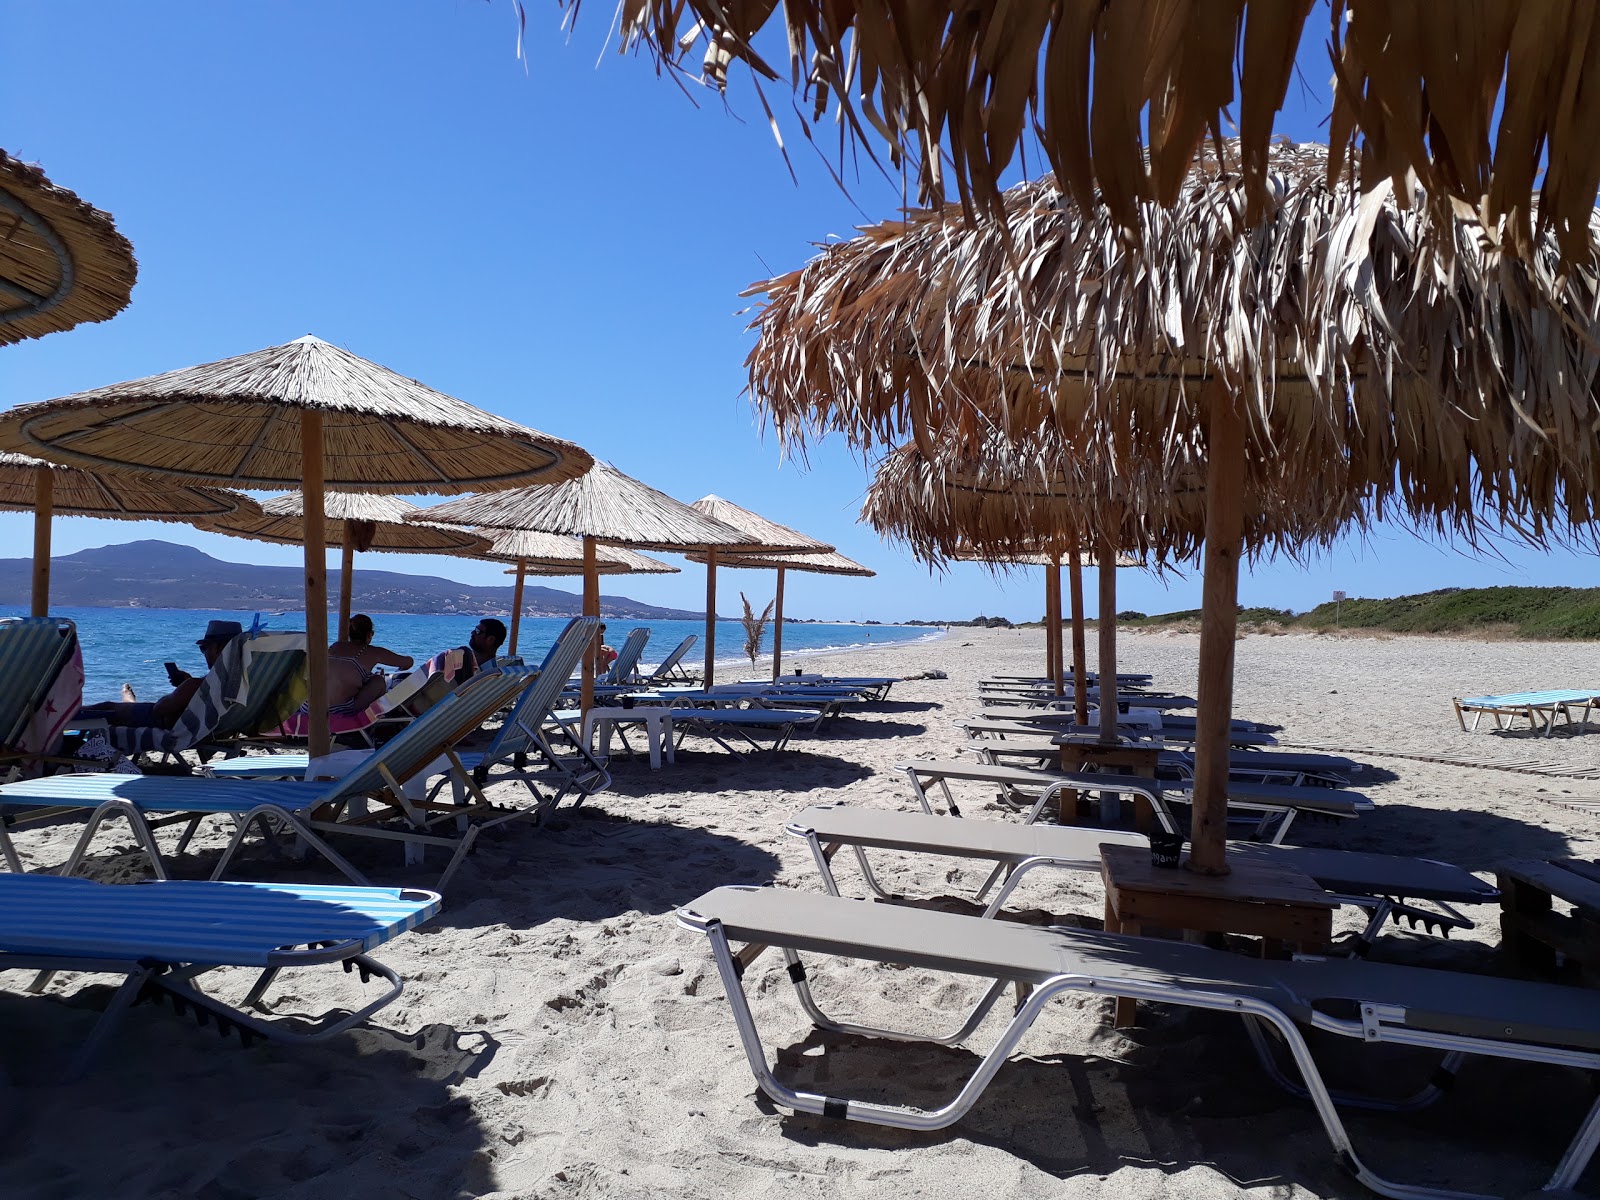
left=16, top=639, right=83, bottom=768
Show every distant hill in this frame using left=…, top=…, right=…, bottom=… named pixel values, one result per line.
left=5, top=540, right=705, bottom=620
left=1112, top=586, right=1600, bottom=640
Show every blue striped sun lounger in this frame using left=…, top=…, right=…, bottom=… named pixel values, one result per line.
left=1453, top=690, right=1600, bottom=736
left=0, top=667, right=538, bottom=889
left=209, top=617, right=610, bottom=815
left=0, top=872, right=439, bottom=1076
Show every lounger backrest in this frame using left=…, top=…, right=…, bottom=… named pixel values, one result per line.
left=647, top=635, right=696, bottom=681
left=484, top=616, right=602, bottom=761
left=327, top=667, right=537, bottom=799
left=107, top=632, right=264, bottom=756
left=209, top=632, right=309, bottom=738
left=603, top=627, right=651, bottom=685
left=0, top=617, right=77, bottom=748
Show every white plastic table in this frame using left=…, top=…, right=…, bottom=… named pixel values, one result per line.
left=582, top=707, right=676, bottom=770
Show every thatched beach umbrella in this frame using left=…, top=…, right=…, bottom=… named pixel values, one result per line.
left=198, top=492, right=492, bottom=641
left=1, top=150, right=137, bottom=346
left=687, top=496, right=831, bottom=686
left=581, top=3, right=1600, bottom=263
left=478, top=529, right=678, bottom=658
left=0, top=334, right=592, bottom=760
left=750, top=140, right=1592, bottom=871
left=685, top=547, right=873, bottom=679
left=411, top=462, right=759, bottom=708
left=0, top=451, right=255, bottom=616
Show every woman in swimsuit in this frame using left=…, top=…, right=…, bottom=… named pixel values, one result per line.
left=326, top=614, right=413, bottom=715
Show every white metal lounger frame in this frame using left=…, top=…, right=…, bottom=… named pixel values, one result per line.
left=785, top=802, right=1477, bottom=957
left=680, top=887, right=1600, bottom=1200
left=672, top=711, right=817, bottom=759
left=900, top=761, right=1343, bottom=845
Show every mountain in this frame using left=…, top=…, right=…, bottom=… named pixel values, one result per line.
left=6, top=540, right=706, bottom=620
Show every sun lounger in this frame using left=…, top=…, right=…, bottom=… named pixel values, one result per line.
left=584, top=627, right=652, bottom=697
left=959, top=735, right=1356, bottom=786
left=0, top=667, right=539, bottom=889
left=958, top=718, right=1279, bottom=748
left=645, top=635, right=699, bottom=684
left=679, top=884, right=1600, bottom=1199
left=0, top=872, right=439, bottom=1076
left=210, top=618, right=610, bottom=815
left=672, top=707, right=823, bottom=757
left=897, top=759, right=1372, bottom=842
left=759, top=674, right=899, bottom=700
left=784, top=803, right=1494, bottom=946
left=79, top=631, right=308, bottom=763
left=1453, top=689, right=1600, bottom=736
left=0, top=616, right=82, bottom=782
left=267, top=646, right=459, bottom=745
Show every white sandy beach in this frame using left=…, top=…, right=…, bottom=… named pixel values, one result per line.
left=5, top=626, right=1600, bottom=1199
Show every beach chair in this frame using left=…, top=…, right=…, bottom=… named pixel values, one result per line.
left=0, top=667, right=539, bottom=889
left=642, top=634, right=697, bottom=684
left=1452, top=689, right=1600, bottom=736
left=266, top=646, right=466, bottom=746
left=212, top=618, right=610, bottom=815
left=783, top=803, right=1494, bottom=947
left=86, top=631, right=307, bottom=763
left=0, top=872, right=439, bottom=1077
left=679, top=884, right=1600, bottom=1200
left=672, top=707, right=823, bottom=758
left=896, top=759, right=1373, bottom=842
left=0, top=616, right=82, bottom=781
left=599, top=627, right=651, bottom=687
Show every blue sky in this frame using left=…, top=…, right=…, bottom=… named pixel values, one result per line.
left=2, top=2, right=1590, bottom=622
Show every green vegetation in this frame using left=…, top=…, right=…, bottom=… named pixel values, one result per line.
left=1108, top=587, right=1600, bottom=640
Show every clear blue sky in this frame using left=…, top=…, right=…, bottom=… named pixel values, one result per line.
left=2, top=2, right=1590, bottom=621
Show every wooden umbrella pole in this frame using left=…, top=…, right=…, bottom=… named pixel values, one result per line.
left=1097, top=540, right=1118, bottom=745
left=1049, top=557, right=1064, bottom=696
left=581, top=537, right=598, bottom=713
left=509, top=558, right=527, bottom=657
left=301, top=412, right=330, bottom=762
left=771, top=566, right=786, bottom=680
left=703, top=548, right=718, bottom=688
left=1068, top=546, right=1089, bottom=726
left=337, top=541, right=355, bottom=642
left=30, top=466, right=52, bottom=618
left=1190, top=388, right=1247, bottom=876
left=1042, top=563, right=1059, bottom=694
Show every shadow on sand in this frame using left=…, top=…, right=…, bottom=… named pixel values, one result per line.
left=0, top=989, right=499, bottom=1196
left=748, top=982, right=1594, bottom=1198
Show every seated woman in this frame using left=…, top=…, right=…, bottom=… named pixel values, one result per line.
left=327, top=614, right=413, bottom=715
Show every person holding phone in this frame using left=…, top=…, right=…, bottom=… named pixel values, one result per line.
left=78, top=619, right=240, bottom=728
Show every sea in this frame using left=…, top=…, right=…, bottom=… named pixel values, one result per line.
left=5, top=606, right=941, bottom=703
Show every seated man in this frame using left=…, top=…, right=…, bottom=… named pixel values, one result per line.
left=79, top=620, right=241, bottom=729
left=396, top=619, right=509, bottom=717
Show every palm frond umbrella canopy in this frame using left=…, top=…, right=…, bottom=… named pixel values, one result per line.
left=0, top=150, right=138, bottom=345
left=0, top=335, right=593, bottom=760
left=584, top=3, right=1600, bottom=263
left=685, top=547, right=873, bottom=680
left=477, top=529, right=679, bottom=658
left=747, top=139, right=1598, bottom=872
left=199, top=492, right=492, bottom=641
left=0, top=451, right=255, bottom=616
left=687, top=496, right=831, bottom=686
left=412, top=462, right=762, bottom=706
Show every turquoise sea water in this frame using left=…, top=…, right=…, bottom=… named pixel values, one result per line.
left=3, top=607, right=938, bottom=703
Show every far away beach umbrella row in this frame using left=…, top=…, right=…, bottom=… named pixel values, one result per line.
left=0, top=335, right=592, bottom=761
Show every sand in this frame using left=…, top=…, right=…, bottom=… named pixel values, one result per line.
left=5, top=626, right=1600, bottom=1199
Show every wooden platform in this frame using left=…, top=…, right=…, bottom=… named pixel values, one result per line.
left=1498, top=857, right=1600, bottom=986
